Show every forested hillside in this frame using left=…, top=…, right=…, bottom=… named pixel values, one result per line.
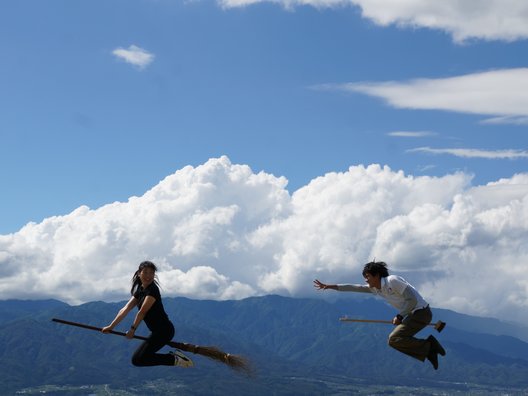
left=1, top=296, right=528, bottom=395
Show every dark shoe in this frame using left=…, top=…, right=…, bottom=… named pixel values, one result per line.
left=427, top=349, right=439, bottom=370
left=428, top=335, right=446, bottom=356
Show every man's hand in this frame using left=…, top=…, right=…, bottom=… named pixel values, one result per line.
left=314, top=279, right=337, bottom=290
left=392, top=314, right=403, bottom=325
left=313, top=279, right=327, bottom=290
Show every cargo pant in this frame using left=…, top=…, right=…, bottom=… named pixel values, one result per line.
left=387, top=306, right=433, bottom=361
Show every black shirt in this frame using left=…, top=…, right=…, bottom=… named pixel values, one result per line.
left=133, top=282, right=171, bottom=332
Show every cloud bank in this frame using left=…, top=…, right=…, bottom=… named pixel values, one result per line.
left=1, top=157, right=528, bottom=324
left=219, top=0, right=528, bottom=43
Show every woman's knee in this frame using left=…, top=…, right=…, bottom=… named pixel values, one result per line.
left=131, top=353, right=146, bottom=367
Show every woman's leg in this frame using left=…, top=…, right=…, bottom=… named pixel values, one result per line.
left=131, top=324, right=175, bottom=367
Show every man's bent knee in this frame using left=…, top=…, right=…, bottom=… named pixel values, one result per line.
left=388, top=334, right=401, bottom=349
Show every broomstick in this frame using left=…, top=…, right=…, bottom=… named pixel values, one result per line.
left=52, top=318, right=253, bottom=376
left=339, top=316, right=446, bottom=332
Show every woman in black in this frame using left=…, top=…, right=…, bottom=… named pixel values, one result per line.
left=102, top=261, right=193, bottom=368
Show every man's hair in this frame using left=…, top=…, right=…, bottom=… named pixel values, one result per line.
left=362, top=261, right=389, bottom=278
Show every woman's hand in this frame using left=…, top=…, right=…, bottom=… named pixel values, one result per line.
left=126, top=327, right=135, bottom=339
left=101, top=325, right=114, bottom=334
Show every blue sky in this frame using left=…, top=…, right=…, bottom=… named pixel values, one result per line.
left=1, top=1, right=528, bottom=324
left=2, top=0, right=527, bottom=235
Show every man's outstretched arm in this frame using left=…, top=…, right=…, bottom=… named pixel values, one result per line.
left=314, top=279, right=371, bottom=293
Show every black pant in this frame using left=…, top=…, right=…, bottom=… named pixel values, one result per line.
left=131, top=322, right=175, bottom=367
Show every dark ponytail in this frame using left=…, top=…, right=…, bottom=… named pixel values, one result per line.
left=131, top=260, right=159, bottom=295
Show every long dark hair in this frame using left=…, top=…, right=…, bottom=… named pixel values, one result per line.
left=131, top=260, right=160, bottom=295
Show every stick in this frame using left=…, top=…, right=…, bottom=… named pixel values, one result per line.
left=52, top=318, right=253, bottom=376
left=339, top=317, right=446, bottom=332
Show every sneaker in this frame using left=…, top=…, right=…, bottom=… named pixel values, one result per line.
left=428, top=335, right=446, bottom=356
left=170, top=350, right=194, bottom=368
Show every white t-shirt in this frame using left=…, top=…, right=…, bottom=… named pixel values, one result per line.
left=337, top=275, right=428, bottom=316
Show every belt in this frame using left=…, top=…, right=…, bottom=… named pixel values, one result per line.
left=412, top=304, right=429, bottom=313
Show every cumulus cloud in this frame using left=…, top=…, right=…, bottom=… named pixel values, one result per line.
left=1, top=156, right=528, bottom=325
left=319, top=68, right=528, bottom=124
left=112, top=45, right=154, bottom=70
left=219, top=0, right=528, bottom=43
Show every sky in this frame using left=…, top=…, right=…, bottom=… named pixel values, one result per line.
left=1, top=0, right=528, bottom=325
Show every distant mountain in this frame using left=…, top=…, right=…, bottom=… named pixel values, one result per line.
left=1, top=296, right=528, bottom=395
left=433, top=307, right=528, bottom=343
left=0, top=299, right=68, bottom=326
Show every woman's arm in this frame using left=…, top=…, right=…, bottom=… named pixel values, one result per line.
left=101, top=296, right=138, bottom=333
left=126, top=295, right=156, bottom=339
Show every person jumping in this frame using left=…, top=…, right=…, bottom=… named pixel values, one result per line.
left=314, top=261, right=445, bottom=369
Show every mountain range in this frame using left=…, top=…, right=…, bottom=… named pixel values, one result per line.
left=1, top=295, right=528, bottom=395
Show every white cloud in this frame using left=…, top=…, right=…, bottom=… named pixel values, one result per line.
left=219, top=0, right=528, bottom=42
left=351, top=0, right=528, bottom=43
left=322, top=68, right=528, bottom=124
left=162, top=266, right=255, bottom=300
left=409, top=147, right=528, bottom=159
left=1, top=156, right=528, bottom=325
left=388, top=131, right=437, bottom=138
left=112, top=45, right=155, bottom=70
left=481, top=116, right=528, bottom=126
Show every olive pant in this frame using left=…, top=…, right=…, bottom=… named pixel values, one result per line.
left=387, top=306, right=432, bottom=361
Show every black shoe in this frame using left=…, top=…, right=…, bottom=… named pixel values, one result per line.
left=428, top=335, right=446, bottom=356
left=427, top=349, right=439, bottom=370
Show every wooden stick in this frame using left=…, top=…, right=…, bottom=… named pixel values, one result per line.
left=51, top=318, right=254, bottom=376
left=339, top=317, right=446, bottom=332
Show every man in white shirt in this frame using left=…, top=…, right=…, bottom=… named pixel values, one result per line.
left=314, top=261, right=445, bottom=369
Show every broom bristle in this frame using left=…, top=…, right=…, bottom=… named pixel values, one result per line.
left=226, top=354, right=255, bottom=377
left=194, top=346, right=254, bottom=376
left=174, top=343, right=253, bottom=376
